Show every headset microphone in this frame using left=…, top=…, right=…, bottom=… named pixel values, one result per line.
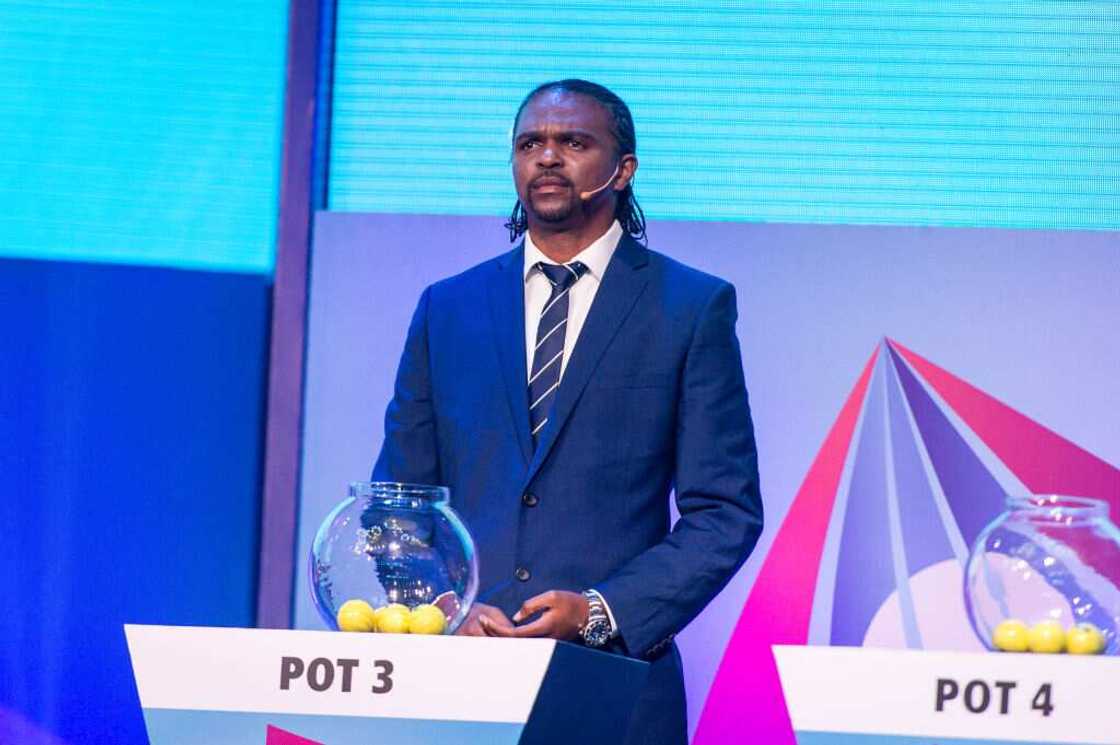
left=579, top=163, right=621, bottom=201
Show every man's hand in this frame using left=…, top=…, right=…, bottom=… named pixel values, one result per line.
left=455, top=602, right=514, bottom=637
left=485, top=590, right=589, bottom=641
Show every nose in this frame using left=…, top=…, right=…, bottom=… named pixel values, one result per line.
left=537, top=142, right=562, bottom=168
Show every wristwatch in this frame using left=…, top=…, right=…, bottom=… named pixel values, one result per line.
left=579, top=590, right=613, bottom=647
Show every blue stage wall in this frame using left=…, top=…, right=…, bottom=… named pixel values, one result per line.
left=0, top=0, right=290, bottom=739
left=0, top=258, right=270, bottom=744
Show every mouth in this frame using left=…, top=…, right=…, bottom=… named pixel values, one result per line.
left=531, top=177, right=571, bottom=191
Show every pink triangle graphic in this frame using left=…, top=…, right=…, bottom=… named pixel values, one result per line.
left=696, top=338, right=1120, bottom=745
left=693, top=348, right=878, bottom=745
left=890, top=339, right=1120, bottom=512
left=266, top=724, right=324, bottom=745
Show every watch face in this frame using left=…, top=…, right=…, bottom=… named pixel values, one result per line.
left=582, top=620, right=611, bottom=647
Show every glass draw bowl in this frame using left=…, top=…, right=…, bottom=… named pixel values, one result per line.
left=310, top=482, right=478, bottom=633
left=965, top=494, right=1120, bottom=654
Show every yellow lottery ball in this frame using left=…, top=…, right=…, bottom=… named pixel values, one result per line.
left=409, top=604, right=447, bottom=635
left=376, top=603, right=412, bottom=634
left=1027, top=620, right=1066, bottom=654
left=991, top=619, right=1029, bottom=653
left=1066, top=623, right=1106, bottom=655
left=336, top=599, right=377, bottom=632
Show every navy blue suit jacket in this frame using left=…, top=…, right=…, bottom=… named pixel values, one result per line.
left=373, top=235, right=762, bottom=739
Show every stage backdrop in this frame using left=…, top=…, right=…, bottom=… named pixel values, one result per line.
left=294, top=212, right=1119, bottom=742
left=292, top=2, right=1120, bottom=742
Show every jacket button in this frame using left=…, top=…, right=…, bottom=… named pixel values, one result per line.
left=515, top=567, right=531, bottom=582
left=522, top=492, right=539, bottom=507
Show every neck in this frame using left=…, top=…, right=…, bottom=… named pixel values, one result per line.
left=528, top=212, right=616, bottom=263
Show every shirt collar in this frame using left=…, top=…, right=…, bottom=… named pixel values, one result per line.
left=523, top=220, right=623, bottom=282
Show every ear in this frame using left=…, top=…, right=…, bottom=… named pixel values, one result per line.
left=613, top=153, right=638, bottom=191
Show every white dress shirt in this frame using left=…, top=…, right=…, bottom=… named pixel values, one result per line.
left=523, top=220, right=623, bottom=380
left=522, top=219, right=624, bottom=639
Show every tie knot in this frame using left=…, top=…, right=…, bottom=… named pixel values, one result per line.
left=536, top=261, right=588, bottom=291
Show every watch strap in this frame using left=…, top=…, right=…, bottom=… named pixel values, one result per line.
left=580, top=589, right=615, bottom=647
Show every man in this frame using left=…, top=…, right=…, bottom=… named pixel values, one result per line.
left=373, top=79, right=762, bottom=745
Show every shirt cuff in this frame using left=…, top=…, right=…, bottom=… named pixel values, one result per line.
left=587, top=588, right=619, bottom=639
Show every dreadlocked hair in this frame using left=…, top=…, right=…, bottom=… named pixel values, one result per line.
left=505, top=79, right=647, bottom=244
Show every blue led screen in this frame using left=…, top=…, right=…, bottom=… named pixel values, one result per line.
left=0, top=1, right=289, bottom=273
left=329, top=1, right=1119, bottom=231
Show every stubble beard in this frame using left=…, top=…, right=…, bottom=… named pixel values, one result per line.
left=527, top=192, right=577, bottom=225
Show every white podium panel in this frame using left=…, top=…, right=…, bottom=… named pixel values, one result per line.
left=773, top=645, right=1119, bottom=745
left=125, top=625, right=647, bottom=745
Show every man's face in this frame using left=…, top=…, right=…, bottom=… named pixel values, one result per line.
left=512, top=90, right=620, bottom=229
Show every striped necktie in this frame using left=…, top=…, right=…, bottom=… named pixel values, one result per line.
left=528, top=261, right=588, bottom=446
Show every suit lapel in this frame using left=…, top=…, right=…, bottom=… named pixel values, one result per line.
left=523, top=235, right=651, bottom=487
left=487, top=244, right=533, bottom=465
